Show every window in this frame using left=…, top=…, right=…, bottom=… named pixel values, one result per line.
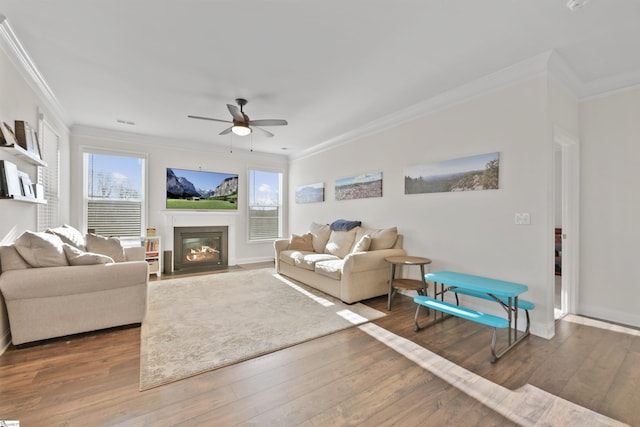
left=84, top=151, right=146, bottom=238
left=248, top=169, right=282, bottom=241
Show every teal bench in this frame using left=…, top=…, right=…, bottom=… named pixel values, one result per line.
left=414, top=295, right=508, bottom=362
left=414, top=295, right=509, bottom=328
left=451, top=288, right=534, bottom=334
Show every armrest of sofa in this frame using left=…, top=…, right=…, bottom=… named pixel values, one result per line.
left=125, top=246, right=146, bottom=262
left=274, top=239, right=290, bottom=253
left=343, top=248, right=407, bottom=274
left=274, top=239, right=290, bottom=271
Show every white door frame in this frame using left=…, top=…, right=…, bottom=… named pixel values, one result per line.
left=553, top=124, right=580, bottom=315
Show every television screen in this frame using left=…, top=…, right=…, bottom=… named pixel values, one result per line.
left=166, top=168, right=238, bottom=210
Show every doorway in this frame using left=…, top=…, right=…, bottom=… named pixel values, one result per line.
left=553, top=125, right=579, bottom=319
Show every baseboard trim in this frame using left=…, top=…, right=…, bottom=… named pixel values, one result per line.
left=577, top=303, right=640, bottom=330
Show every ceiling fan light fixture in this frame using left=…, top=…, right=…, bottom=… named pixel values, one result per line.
left=232, top=124, right=252, bottom=136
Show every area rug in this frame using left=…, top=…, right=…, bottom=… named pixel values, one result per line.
left=139, top=268, right=385, bottom=390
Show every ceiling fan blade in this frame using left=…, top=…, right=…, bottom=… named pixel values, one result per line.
left=188, top=115, right=232, bottom=124
left=219, top=127, right=233, bottom=135
left=227, top=104, right=245, bottom=122
left=252, top=126, right=274, bottom=138
left=248, top=119, right=288, bottom=127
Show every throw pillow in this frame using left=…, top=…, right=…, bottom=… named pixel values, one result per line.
left=13, top=231, right=69, bottom=268
left=0, top=245, right=32, bottom=272
left=324, top=229, right=357, bottom=259
left=62, top=243, right=115, bottom=266
left=288, top=233, right=314, bottom=251
left=351, top=234, right=371, bottom=253
left=356, top=226, right=398, bottom=250
left=85, top=233, right=127, bottom=262
left=46, top=224, right=87, bottom=250
left=308, top=222, right=331, bottom=253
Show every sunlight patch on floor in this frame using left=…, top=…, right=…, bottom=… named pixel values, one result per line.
left=336, top=309, right=368, bottom=324
left=358, top=322, right=628, bottom=427
left=272, top=273, right=335, bottom=307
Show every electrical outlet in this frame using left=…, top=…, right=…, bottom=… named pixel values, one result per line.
left=515, top=212, right=530, bottom=225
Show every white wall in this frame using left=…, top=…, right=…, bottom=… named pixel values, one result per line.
left=579, top=87, right=640, bottom=326
left=0, top=47, right=71, bottom=349
left=69, top=130, right=288, bottom=268
left=290, top=76, right=557, bottom=338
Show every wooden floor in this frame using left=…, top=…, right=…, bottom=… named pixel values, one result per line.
left=1, top=268, right=639, bottom=426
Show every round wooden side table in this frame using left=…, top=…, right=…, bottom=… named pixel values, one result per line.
left=385, top=255, right=432, bottom=310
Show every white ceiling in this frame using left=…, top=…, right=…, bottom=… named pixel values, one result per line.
left=1, top=0, right=639, bottom=157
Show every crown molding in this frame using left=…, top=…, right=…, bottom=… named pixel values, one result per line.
left=546, top=51, right=585, bottom=98
left=71, top=124, right=288, bottom=164
left=291, top=52, right=554, bottom=161
left=0, top=15, right=70, bottom=127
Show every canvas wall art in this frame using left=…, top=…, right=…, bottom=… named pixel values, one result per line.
left=295, top=182, right=324, bottom=204
left=335, top=171, right=382, bottom=201
left=405, top=152, right=499, bottom=195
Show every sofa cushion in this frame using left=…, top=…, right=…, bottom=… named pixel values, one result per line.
left=86, top=233, right=127, bottom=262
left=63, top=243, right=115, bottom=266
left=351, top=234, right=372, bottom=253
left=288, top=233, right=314, bottom=251
left=279, top=250, right=336, bottom=268
left=279, top=250, right=307, bottom=267
left=0, top=245, right=32, bottom=272
left=46, top=224, right=86, bottom=250
left=356, top=226, right=398, bottom=250
left=309, top=222, right=331, bottom=253
left=13, top=231, right=69, bottom=268
left=294, top=252, right=341, bottom=271
left=315, top=259, right=344, bottom=280
left=324, top=229, right=357, bottom=259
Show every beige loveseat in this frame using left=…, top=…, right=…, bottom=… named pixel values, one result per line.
left=274, top=222, right=406, bottom=304
left=0, top=226, right=148, bottom=345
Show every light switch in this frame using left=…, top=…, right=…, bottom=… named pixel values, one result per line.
left=515, top=212, right=530, bottom=225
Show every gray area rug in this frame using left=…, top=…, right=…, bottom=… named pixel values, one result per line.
left=139, top=268, right=385, bottom=390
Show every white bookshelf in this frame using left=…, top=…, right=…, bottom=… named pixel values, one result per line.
left=142, top=236, right=161, bottom=277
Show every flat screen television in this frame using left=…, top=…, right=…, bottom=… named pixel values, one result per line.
left=166, top=168, right=238, bottom=210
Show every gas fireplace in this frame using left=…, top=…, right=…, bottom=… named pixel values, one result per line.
left=173, top=226, right=228, bottom=272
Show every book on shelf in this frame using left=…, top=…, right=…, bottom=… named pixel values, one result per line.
left=14, top=120, right=30, bottom=151
left=144, top=239, right=159, bottom=252
left=146, top=227, right=156, bottom=237
left=2, top=122, right=18, bottom=146
left=0, top=161, right=7, bottom=196
left=0, top=160, right=22, bottom=198
left=14, top=120, right=42, bottom=160
left=18, top=171, right=34, bottom=198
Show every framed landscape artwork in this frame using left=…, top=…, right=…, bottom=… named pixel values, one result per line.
left=405, top=152, right=500, bottom=195
left=295, top=182, right=324, bottom=204
left=166, top=168, right=239, bottom=210
left=335, top=171, right=382, bottom=201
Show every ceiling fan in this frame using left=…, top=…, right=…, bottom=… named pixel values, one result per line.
left=188, top=98, right=288, bottom=137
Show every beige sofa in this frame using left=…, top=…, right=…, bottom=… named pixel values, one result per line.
left=275, top=222, right=406, bottom=303
left=0, top=226, right=148, bottom=345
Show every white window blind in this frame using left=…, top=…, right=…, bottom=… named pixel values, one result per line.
left=84, top=151, right=145, bottom=238
left=248, top=169, right=282, bottom=241
left=37, top=117, right=60, bottom=231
